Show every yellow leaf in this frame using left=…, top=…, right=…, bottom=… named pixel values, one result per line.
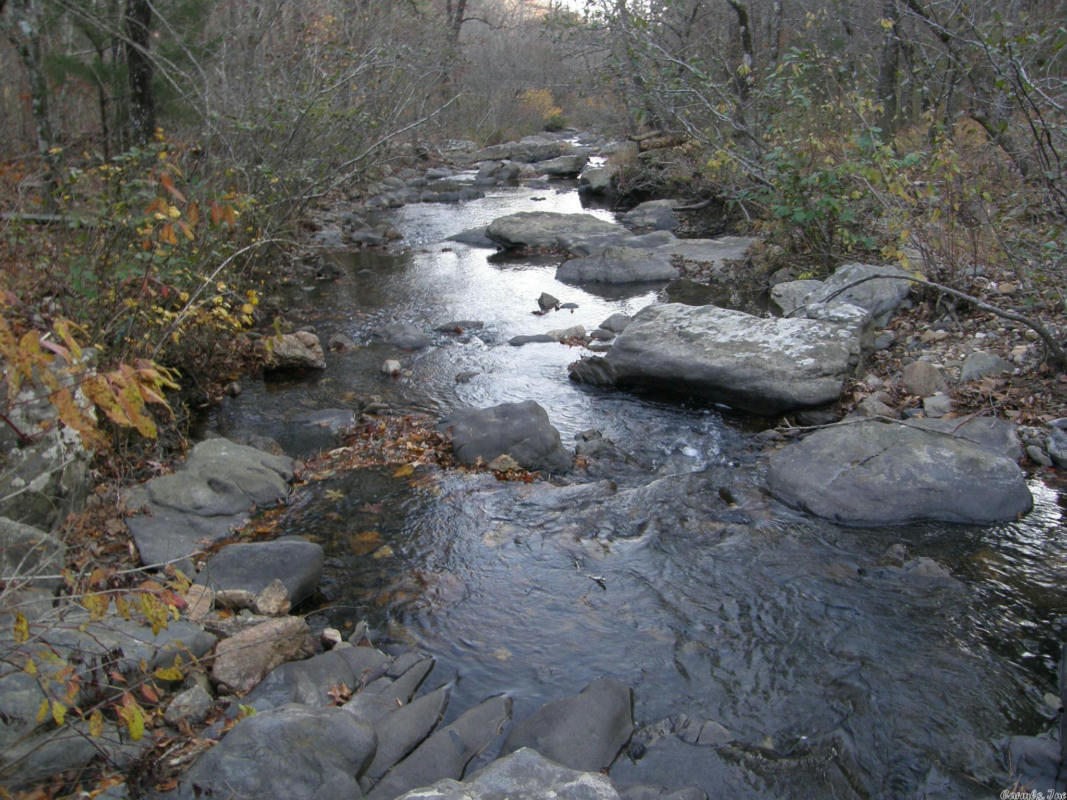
left=36, top=698, right=49, bottom=723
left=392, top=464, right=415, bottom=478
left=115, top=595, right=131, bottom=620
left=24, top=657, right=37, bottom=676
left=153, top=665, right=184, bottom=682
left=51, top=700, right=66, bottom=726
left=121, top=697, right=145, bottom=741
left=89, top=709, right=104, bottom=739
left=52, top=318, right=83, bottom=362
left=84, top=592, right=110, bottom=620
left=13, top=612, right=29, bottom=643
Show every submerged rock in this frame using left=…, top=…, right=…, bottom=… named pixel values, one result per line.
left=766, top=418, right=1033, bottom=524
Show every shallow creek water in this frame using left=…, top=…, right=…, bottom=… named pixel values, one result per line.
left=203, top=177, right=1067, bottom=798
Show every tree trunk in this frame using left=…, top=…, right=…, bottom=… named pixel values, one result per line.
left=124, top=0, right=154, bottom=144
left=725, top=0, right=753, bottom=105
left=876, top=0, right=901, bottom=135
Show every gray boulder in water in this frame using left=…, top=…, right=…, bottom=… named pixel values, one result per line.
left=557, top=247, right=678, bottom=284
left=438, top=401, right=571, bottom=473
left=598, top=303, right=859, bottom=415
left=500, top=677, right=634, bottom=772
left=766, top=418, right=1033, bottom=524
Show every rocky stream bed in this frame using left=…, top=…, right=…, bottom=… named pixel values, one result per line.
left=4, top=132, right=1067, bottom=799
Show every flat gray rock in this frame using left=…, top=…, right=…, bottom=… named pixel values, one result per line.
left=439, top=401, right=571, bottom=473
left=486, top=212, right=624, bottom=251
left=173, top=704, right=377, bottom=800
left=344, top=655, right=435, bottom=723
left=599, top=303, right=859, bottom=415
left=196, top=536, right=323, bottom=606
left=500, top=677, right=634, bottom=772
left=557, top=247, right=678, bottom=284
left=125, top=439, right=294, bottom=566
left=766, top=419, right=1033, bottom=524
left=367, top=694, right=512, bottom=800
left=770, top=279, right=825, bottom=316
left=395, top=747, right=621, bottom=800
left=661, top=236, right=757, bottom=272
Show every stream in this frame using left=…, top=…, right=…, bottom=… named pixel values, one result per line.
left=201, top=171, right=1067, bottom=798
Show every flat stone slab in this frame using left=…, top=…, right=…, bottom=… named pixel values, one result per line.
left=125, top=438, right=294, bottom=567
left=766, top=419, right=1033, bottom=524
left=557, top=247, right=679, bottom=284
left=600, top=303, right=859, bottom=415
left=486, top=212, right=625, bottom=251
left=661, top=236, right=758, bottom=271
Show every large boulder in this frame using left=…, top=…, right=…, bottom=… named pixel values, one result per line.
left=245, top=645, right=394, bottom=712
left=593, top=303, right=859, bottom=415
left=661, top=236, right=758, bottom=272
left=765, top=418, right=1033, bottom=524
left=500, top=677, right=634, bottom=772
left=557, top=247, right=679, bottom=284
left=438, top=401, right=571, bottom=473
left=485, top=212, right=625, bottom=252
left=173, top=704, right=377, bottom=800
